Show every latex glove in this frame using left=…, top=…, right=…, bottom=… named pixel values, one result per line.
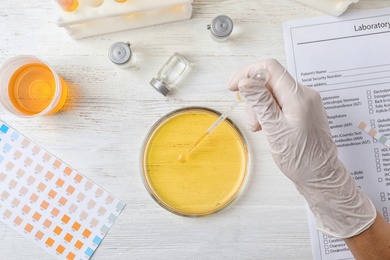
left=228, top=58, right=376, bottom=238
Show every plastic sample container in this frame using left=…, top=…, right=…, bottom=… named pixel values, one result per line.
left=141, top=107, right=249, bottom=217
left=55, top=0, right=193, bottom=39
left=0, top=55, right=67, bottom=117
left=292, top=0, right=359, bottom=17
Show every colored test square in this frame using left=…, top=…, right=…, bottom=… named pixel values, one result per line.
left=3, top=143, right=12, bottom=152
left=92, top=236, right=102, bottom=245
left=116, top=201, right=125, bottom=211
left=84, top=248, right=94, bottom=257
left=62, top=214, right=71, bottom=224
left=379, top=135, right=388, bottom=145
left=51, top=208, right=60, bottom=217
left=358, top=121, right=367, bottom=130
left=10, top=131, right=20, bottom=140
left=64, top=233, right=73, bottom=243
left=0, top=124, right=9, bottom=133
left=53, top=226, right=63, bottom=235
left=64, top=167, right=72, bottom=176
left=82, top=229, right=92, bottom=238
left=72, top=222, right=81, bottom=231
left=75, top=240, right=84, bottom=250
left=108, top=214, right=117, bottom=223
left=100, top=225, right=109, bottom=234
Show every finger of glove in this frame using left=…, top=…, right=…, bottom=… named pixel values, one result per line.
left=238, top=78, right=282, bottom=128
left=228, top=59, right=298, bottom=110
left=228, top=62, right=268, bottom=91
left=245, top=105, right=262, bottom=132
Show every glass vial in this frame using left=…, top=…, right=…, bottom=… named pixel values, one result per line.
left=207, top=15, right=234, bottom=42
left=150, top=53, right=191, bottom=96
left=56, top=0, right=79, bottom=12
left=108, top=42, right=135, bottom=69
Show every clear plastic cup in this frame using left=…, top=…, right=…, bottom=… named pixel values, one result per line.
left=0, top=55, right=68, bottom=117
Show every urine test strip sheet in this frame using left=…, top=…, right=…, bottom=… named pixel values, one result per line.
left=283, top=7, right=390, bottom=260
left=0, top=120, right=125, bottom=259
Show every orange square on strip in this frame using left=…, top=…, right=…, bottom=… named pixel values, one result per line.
left=14, top=216, right=23, bottom=226
left=30, top=193, right=39, bottom=202
left=46, top=237, right=55, bottom=247
left=56, top=178, right=65, bottom=187
left=75, top=240, right=84, bottom=250
left=59, top=197, right=68, bottom=206
left=64, top=167, right=72, bottom=176
left=51, top=207, right=60, bottom=217
left=66, top=185, right=75, bottom=195
left=54, top=226, right=63, bottom=235
left=22, top=205, right=31, bottom=214
left=43, top=219, right=52, bottom=228
left=32, top=212, right=42, bottom=221
left=53, top=159, right=62, bottom=168
left=24, top=223, right=34, bottom=233
left=368, top=128, right=377, bottom=136
left=40, top=200, right=49, bottom=210
left=61, top=214, right=70, bottom=224
left=72, top=222, right=81, bottom=231
left=37, top=182, right=46, bottom=192
left=358, top=121, right=367, bottom=130
left=48, top=189, right=57, bottom=199
left=56, top=245, right=65, bottom=254
left=45, top=171, right=54, bottom=180
left=35, top=230, right=44, bottom=240
left=82, top=229, right=91, bottom=238
left=66, top=252, right=76, bottom=260
left=64, top=233, right=73, bottom=243
left=74, top=174, right=83, bottom=183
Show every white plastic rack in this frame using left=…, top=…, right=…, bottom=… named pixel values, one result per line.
left=56, top=0, right=193, bottom=39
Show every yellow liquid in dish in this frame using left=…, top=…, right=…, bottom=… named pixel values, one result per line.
left=8, top=63, right=67, bottom=116
left=142, top=108, right=248, bottom=216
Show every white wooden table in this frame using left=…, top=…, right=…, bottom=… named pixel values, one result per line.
left=0, top=1, right=389, bottom=259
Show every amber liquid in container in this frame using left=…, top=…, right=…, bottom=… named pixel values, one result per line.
left=141, top=108, right=248, bottom=216
left=0, top=56, right=67, bottom=117
left=56, top=0, right=79, bottom=12
left=8, top=63, right=67, bottom=116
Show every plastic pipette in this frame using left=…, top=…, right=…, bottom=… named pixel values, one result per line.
left=178, top=69, right=269, bottom=162
left=178, top=96, right=242, bottom=162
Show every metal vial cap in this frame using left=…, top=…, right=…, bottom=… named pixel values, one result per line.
left=108, top=42, right=132, bottom=65
left=208, top=15, right=233, bottom=38
left=150, top=78, right=170, bottom=96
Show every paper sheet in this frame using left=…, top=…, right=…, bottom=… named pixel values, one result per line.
left=283, top=8, right=390, bottom=260
left=0, top=120, right=125, bottom=259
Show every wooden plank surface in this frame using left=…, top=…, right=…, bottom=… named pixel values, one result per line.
left=0, top=0, right=389, bottom=259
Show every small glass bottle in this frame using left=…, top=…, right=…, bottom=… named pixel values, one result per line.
left=108, top=42, right=135, bottom=69
left=207, top=15, right=234, bottom=42
left=150, top=53, right=191, bottom=96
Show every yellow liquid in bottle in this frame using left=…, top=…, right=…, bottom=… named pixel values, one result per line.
left=142, top=108, right=248, bottom=216
left=57, top=0, right=79, bottom=12
left=8, top=63, right=67, bottom=116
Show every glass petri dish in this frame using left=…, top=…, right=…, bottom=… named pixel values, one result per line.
left=140, top=107, right=249, bottom=217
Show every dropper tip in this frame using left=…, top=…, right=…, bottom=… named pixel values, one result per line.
left=178, top=154, right=185, bottom=162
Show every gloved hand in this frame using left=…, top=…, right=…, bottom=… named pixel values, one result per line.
left=228, top=58, right=376, bottom=238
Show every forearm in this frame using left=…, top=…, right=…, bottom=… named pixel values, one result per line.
left=345, top=213, right=390, bottom=260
